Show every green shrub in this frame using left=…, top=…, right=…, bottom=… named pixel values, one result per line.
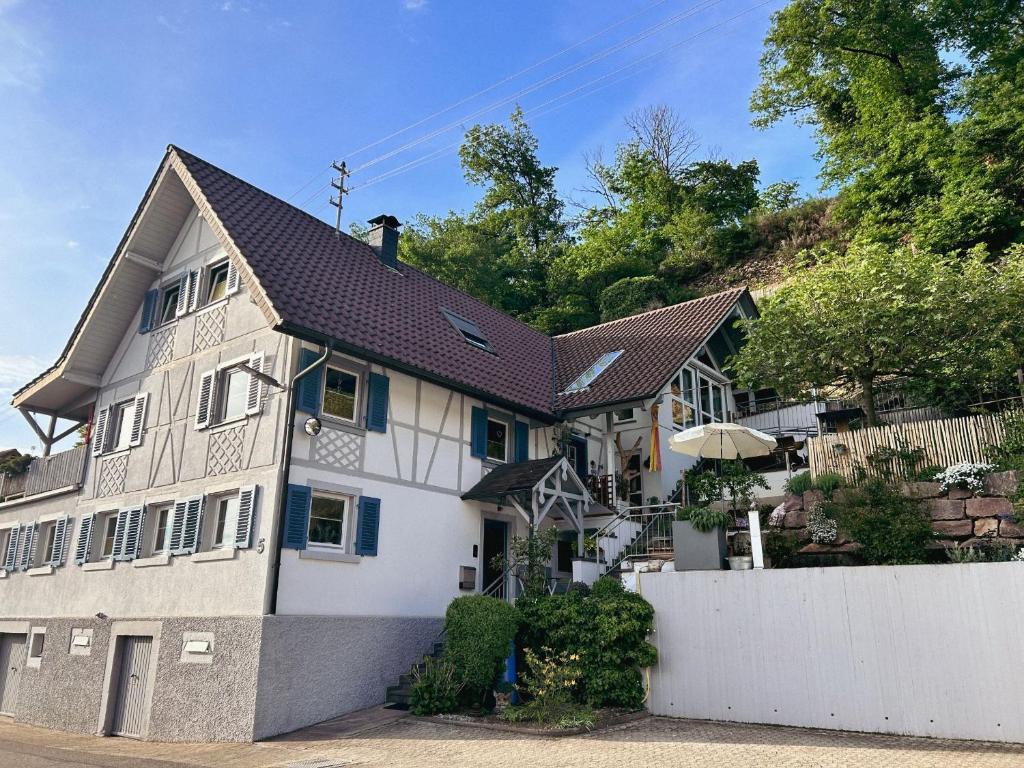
left=914, top=464, right=944, bottom=482
left=409, top=656, right=462, bottom=716
left=988, top=410, right=1024, bottom=471
left=783, top=471, right=814, bottom=495
left=813, top=472, right=845, bottom=499
left=443, top=595, right=519, bottom=709
left=516, top=580, right=656, bottom=709
left=675, top=506, right=731, bottom=532
left=824, top=480, right=932, bottom=565
left=763, top=530, right=800, bottom=568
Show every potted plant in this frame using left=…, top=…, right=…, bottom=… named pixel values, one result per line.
left=728, top=534, right=753, bottom=570
left=673, top=506, right=730, bottom=571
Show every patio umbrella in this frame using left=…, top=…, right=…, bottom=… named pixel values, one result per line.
left=648, top=404, right=662, bottom=473
left=668, top=422, right=778, bottom=460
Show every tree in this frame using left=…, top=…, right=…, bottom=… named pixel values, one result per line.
left=730, top=243, right=1013, bottom=425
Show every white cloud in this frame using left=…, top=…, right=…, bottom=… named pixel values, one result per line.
left=404, top=0, right=427, bottom=10
left=0, top=1, right=44, bottom=91
left=66, top=239, right=78, bottom=249
left=0, top=353, right=46, bottom=390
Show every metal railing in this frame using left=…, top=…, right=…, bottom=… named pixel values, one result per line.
left=0, top=445, right=87, bottom=503
left=592, top=504, right=678, bottom=574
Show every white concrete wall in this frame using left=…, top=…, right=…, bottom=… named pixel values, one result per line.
left=643, top=563, right=1024, bottom=743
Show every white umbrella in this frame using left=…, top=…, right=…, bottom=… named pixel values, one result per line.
left=668, top=422, right=777, bottom=459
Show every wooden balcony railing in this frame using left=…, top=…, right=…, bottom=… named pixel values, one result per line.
left=0, top=445, right=88, bottom=503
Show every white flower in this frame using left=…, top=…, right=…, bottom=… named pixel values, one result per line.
left=1014, top=548, right=1024, bottom=563
left=933, top=463, right=993, bottom=493
left=808, top=509, right=838, bottom=545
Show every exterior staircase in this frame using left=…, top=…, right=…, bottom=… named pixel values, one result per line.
left=384, top=639, right=445, bottom=710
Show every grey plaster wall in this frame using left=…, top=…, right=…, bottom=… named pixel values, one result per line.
left=147, top=616, right=263, bottom=742
left=13, top=617, right=110, bottom=735
left=253, top=615, right=442, bottom=739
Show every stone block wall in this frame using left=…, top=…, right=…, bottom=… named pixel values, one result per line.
left=769, top=470, right=1022, bottom=557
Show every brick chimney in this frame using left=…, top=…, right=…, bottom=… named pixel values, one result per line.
left=366, top=214, right=401, bottom=269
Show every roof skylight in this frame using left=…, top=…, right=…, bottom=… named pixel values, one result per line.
left=442, top=309, right=494, bottom=352
left=561, top=350, right=623, bottom=394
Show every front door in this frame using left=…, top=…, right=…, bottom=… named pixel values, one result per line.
left=482, top=519, right=509, bottom=599
left=112, top=636, right=153, bottom=738
left=0, top=634, right=27, bottom=715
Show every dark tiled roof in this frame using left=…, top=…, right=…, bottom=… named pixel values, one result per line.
left=553, top=288, right=747, bottom=412
left=174, top=148, right=557, bottom=417
left=461, top=456, right=563, bottom=502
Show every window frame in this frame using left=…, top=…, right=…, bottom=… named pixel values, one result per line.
left=215, top=364, right=250, bottom=425
left=108, top=398, right=138, bottom=454
left=561, top=350, right=624, bottom=394
left=204, top=260, right=231, bottom=306
left=613, top=408, right=636, bottom=423
left=485, top=417, right=509, bottom=464
left=97, top=512, right=118, bottom=560
left=320, top=363, right=362, bottom=426
left=40, top=521, right=57, bottom=566
left=209, top=493, right=241, bottom=550
left=307, top=490, right=354, bottom=551
left=441, top=308, right=494, bottom=353
left=148, top=504, right=174, bottom=556
left=0, top=527, right=10, bottom=571
left=157, top=280, right=181, bottom=326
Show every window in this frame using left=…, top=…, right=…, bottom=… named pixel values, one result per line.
left=308, top=492, right=351, bottom=549
left=205, top=261, right=230, bottom=304
left=486, top=418, right=507, bottom=463
left=561, top=350, right=623, bottom=394
left=211, top=495, right=240, bottom=549
left=322, top=366, right=359, bottom=422
left=27, top=629, right=45, bottom=667
left=40, top=522, right=57, bottom=565
left=442, top=309, right=493, bottom=352
left=626, top=453, right=643, bottom=506
left=159, top=282, right=180, bottom=325
left=109, top=399, right=137, bottom=453
left=217, top=366, right=249, bottom=423
left=0, top=528, right=9, bottom=569
left=99, top=513, right=118, bottom=559
left=150, top=505, right=173, bottom=555
left=614, top=408, right=635, bottom=422
left=670, top=369, right=697, bottom=430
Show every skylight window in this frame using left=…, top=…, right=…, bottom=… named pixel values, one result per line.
left=442, top=309, right=493, bottom=352
left=561, top=350, right=624, bottom=394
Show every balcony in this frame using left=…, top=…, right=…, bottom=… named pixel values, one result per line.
left=0, top=445, right=88, bottom=504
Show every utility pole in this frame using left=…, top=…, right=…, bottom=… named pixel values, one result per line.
left=329, top=160, right=349, bottom=236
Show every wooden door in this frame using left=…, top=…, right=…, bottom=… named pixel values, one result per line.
left=111, top=636, right=152, bottom=737
left=0, top=634, right=27, bottom=715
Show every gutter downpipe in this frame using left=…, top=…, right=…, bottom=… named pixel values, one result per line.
left=267, top=341, right=331, bottom=616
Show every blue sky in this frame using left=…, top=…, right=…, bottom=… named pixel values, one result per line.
left=0, top=0, right=819, bottom=453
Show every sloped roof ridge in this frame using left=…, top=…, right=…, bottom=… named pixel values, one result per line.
left=554, top=286, right=747, bottom=338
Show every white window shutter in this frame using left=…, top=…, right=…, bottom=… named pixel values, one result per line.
left=225, top=261, right=240, bottom=296
left=234, top=486, right=257, bottom=549
left=195, top=370, right=216, bottom=430
left=118, top=507, right=145, bottom=561
left=168, top=499, right=188, bottom=554
left=18, top=523, right=36, bottom=571
left=180, top=496, right=205, bottom=555
left=92, top=406, right=110, bottom=457
left=175, top=272, right=190, bottom=317
left=74, top=514, right=94, bottom=565
left=49, top=516, right=70, bottom=567
left=129, top=392, right=149, bottom=447
left=187, top=268, right=202, bottom=312
left=3, top=526, right=19, bottom=571
left=245, top=352, right=265, bottom=416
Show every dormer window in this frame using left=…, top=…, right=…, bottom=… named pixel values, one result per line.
left=561, top=350, right=624, bottom=394
left=442, top=309, right=493, bottom=352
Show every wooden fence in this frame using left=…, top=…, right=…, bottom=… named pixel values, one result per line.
left=0, top=444, right=87, bottom=502
left=807, top=411, right=1012, bottom=480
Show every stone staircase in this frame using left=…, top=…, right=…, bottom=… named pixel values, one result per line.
left=384, top=639, right=445, bottom=710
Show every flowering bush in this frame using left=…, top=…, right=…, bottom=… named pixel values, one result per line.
left=807, top=508, right=838, bottom=544
left=933, top=463, right=993, bottom=492
left=509, top=647, right=584, bottom=724
left=1014, top=548, right=1024, bottom=563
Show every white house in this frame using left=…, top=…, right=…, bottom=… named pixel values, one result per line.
left=0, top=146, right=757, bottom=741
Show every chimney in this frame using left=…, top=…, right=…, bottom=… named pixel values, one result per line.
left=366, top=214, right=401, bottom=269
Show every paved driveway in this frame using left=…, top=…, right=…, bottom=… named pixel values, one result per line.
left=1, top=713, right=1022, bottom=767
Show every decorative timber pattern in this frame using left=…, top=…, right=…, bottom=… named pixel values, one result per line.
left=208, top=425, right=245, bottom=476
left=97, top=454, right=129, bottom=497
left=313, top=428, right=363, bottom=471
left=193, top=304, right=227, bottom=352
left=808, top=411, right=1012, bottom=481
left=146, top=326, right=175, bottom=369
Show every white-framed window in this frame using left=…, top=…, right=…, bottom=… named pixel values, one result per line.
left=195, top=354, right=264, bottom=430
left=205, top=261, right=230, bottom=305
left=93, top=393, right=148, bottom=457
left=158, top=281, right=180, bottom=325
left=486, top=418, right=508, bottom=463
left=614, top=408, right=635, bottom=423
left=210, top=494, right=241, bottom=549
left=217, top=365, right=249, bottom=423
left=670, top=368, right=698, bottom=430
left=561, top=350, right=624, bottom=394
left=109, top=399, right=138, bottom=453
left=0, top=528, right=10, bottom=570
left=308, top=491, right=352, bottom=550
left=98, top=512, right=118, bottom=559
left=39, top=521, right=57, bottom=565
left=322, top=365, right=360, bottom=423
left=148, top=504, right=174, bottom=555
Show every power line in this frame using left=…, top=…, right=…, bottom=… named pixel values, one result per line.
left=344, top=0, right=726, bottom=177
left=343, top=0, right=773, bottom=197
left=284, top=0, right=672, bottom=203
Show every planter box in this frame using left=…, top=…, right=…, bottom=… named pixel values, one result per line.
left=672, top=521, right=726, bottom=571
left=571, top=558, right=601, bottom=585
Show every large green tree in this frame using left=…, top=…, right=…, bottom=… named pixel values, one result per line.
left=731, top=243, right=1023, bottom=424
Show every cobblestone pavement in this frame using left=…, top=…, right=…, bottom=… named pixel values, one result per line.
left=2, top=713, right=1023, bottom=768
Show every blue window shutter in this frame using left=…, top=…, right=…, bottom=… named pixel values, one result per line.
left=365, top=372, right=390, bottom=433
left=470, top=407, right=488, bottom=458
left=514, top=421, right=529, bottom=463
left=139, top=289, right=159, bottom=333
left=295, top=348, right=322, bottom=415
left=283, top=484, right=311, bottom=550
left=355, top=496, right=381, bottom=556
